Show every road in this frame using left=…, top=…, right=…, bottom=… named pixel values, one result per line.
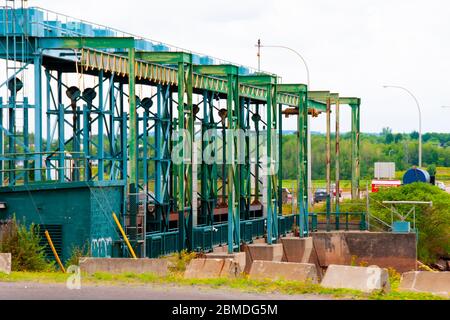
left=0, top=282, right=332, bottom=300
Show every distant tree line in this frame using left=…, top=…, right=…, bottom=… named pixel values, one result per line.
left=281, top=128, right=450, bottom=180
left=4, top=129, right=450, bottom=181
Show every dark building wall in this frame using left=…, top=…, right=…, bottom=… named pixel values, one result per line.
left=0, top=182, right=125, bottom=262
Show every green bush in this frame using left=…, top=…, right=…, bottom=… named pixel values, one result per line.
left=0, top=218, right=54, bottom=272
left=370, top=183, right=450, bottom=264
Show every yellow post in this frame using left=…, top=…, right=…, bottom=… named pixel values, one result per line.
left=112, top=212, right=138, bottom=259
left=44, top=230, right=66, bottom=273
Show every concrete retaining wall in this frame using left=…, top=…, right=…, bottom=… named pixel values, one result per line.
left=249, top=261, right=319, bottom=283
left=399, top=272, right=450, bottom=296
left=184, top=258, right=241, bottom=279
left=321, top=264, right=390, bottom=293
left=79, top=258, right=171, bottom=275
left=313, top=232, right=417, bottom=273
left=0, top=253, right=11, bottom=275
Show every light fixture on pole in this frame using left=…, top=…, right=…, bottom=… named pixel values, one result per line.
left=383, top=85, right=423, bottom=168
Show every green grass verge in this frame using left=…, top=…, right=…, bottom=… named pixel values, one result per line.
left=0, top=271, right=446, bottom=301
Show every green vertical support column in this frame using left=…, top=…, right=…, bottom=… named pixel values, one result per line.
left=299, top=89, right=309, bottom=237
left=185, top=61, right=194, bottom=251
left=254, top=104, right=260, bottom=204
left=266, top=80, right=278, bottom=244
left=98, top=70, right=104, bottom=181
left=127, top=48, right=138, bottom=252
left=23, top=98, right=29, bottom=184
left=240, top=98, right=251, bottom=221
left=83, top=98, right=93, bottom=182
left=155, top=85, right=163, bottom=232
left=351, top=101, right=361, bottom=200
left=335, top=98, right=340, bottom=230
left=34, top=53, right=42, bottom=181
left=128, top=48, right=137, bottom=186
left=326, top=98, right=331, bottom=231
left=7, top=95, right=15, bottom=185
left=175, top=55, right=194, bottom=251
left=58, top=102, right=65, bottom=182
left=72, top=105, right=81, bottom=182
left=278, top=103, right=283, bottom=219
left=45, top=70, right=52, bottom=180
left=226, top=68, right=240, bottom=253
left=109, top=76, right=115, bottom=180
left=57, top=71, right=64, bottom=183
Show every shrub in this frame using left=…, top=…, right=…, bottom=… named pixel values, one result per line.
left=0, top=218, right=54, bottom=272
left=167, top=250, right=198, bottom=273
left=65, top=243, right=90, bottom=268
left=370, top=183, right=450, bottom=264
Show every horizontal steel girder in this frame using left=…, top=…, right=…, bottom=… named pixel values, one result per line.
left=38, top=37, right=135, bottom=49
left=80, top=48, right=301, bottom=106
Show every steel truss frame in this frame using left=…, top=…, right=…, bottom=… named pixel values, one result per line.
left=0, top=24, right=361, bottom=256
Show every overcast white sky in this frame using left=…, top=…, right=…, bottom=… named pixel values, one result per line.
left=30, top=0, right=450, bottom=133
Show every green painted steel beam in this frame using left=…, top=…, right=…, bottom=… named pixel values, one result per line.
left=277, top=84, right=308, bottom=94
left=308, top=91, right=331, bottom=101
left=135, top=51, right=192, bottom=64
left=240, top=74, right=277, bottom=85
left=307, top=99, right=327, bottom=112
left=193, top=64, right=239, bottom=76
left=80, top=48, right=307, bottom=107
left=38, top=37, right=135, bottom=49
left=339, top=97, right=361, bottom=105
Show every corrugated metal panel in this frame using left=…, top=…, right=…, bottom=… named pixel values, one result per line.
left=38, top=225, right=63, bottom=261
left=374, top=162, right=396, bottom=179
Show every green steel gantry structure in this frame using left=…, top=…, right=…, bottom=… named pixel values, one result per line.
left=0, top=3, right=361, bottom=259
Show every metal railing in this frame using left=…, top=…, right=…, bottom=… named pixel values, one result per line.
left=309, top=212, right=367, bottom=232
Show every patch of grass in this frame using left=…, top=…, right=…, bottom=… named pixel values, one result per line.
left=165, top=250, right=198, bottom=273
left=0, top=271, right=446, bottom=300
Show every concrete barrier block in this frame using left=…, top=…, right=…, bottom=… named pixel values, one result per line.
left=79, top=258, right=171, bottom=275
left=184, top=258, right=241, bottom=279
left=206, top=252, right=246, bottom=271
left=281, top=237, right=315, bottom=263
left=399, top=272, right=450, bottom=296
left=321, top=265, right=390, bottom=293
left=0, top=253, right=11, bottom=275
left=249, top=261, right=319, bottom=283
left=281, top=237, right=323, bottom=279
left=243, top=243, right=283, bottom=273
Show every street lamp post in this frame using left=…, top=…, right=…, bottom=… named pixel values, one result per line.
left=257, top=43, right=313, bottom=206
left=383, top=85, right=423, bottom=168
